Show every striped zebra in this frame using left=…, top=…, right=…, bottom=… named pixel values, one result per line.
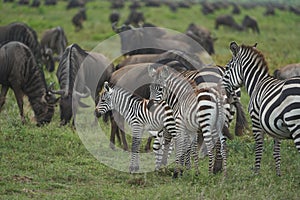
left=95, top=82, right=177, bottom=173
left=148, top=65, right=229, bottom=177
left=223, top=41, right=300, bottom=176
left=179, top=66, right=247, bottom=172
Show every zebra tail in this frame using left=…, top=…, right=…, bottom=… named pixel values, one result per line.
left=234, top=100, right=248, bottom=136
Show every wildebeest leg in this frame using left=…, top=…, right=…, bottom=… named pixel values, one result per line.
left=11, top=85, right=25, bottom=124
left=0, top=85, right=9, bottom=111
left=110, top=114, right=118, bottom=150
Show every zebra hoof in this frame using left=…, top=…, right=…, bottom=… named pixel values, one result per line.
left=129, top=164, right=139, bottom=173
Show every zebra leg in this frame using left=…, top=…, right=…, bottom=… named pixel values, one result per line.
left=129, top=126, right=142, bottom=173
left=220, top=137, right=227, bottom=177
left=173, top=127, right=185, bottom=179
left=273, top=138, right=281, bottom=176
left=191, top=134, right=200, bottom=175
left=213, top=140, right=223, bottom=174
left=253, top=130, right=264, bottom=175
left=0, top=85, right=9, bottom=111
left=152, top=134, right=163, bottom=170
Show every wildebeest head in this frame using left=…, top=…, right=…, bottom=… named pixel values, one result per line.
left=41, top=47, right=55, bottom=72
left=36, top=86, right=59, bottom=126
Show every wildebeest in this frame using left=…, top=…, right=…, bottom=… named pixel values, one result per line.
left=54, top=44, right=114, bottom=126
left=31, top=0, right=40, bottom=7
left=125, top=9, right=145, bottom=26
left=18, top=0, right=29, bottom=5
left=72, top=8, right=87, bottom=32
left=273, top=63, right=300, bottom=79
left=40, top=26, right=68, bottom=62
left=185, top=23, right=216, bottom=55
left=231, top=3, right=241, bottom=14
left=67, top=0, right=85, bottom=9
left=242, top=15, right=260, bottom=34
left=0, top=41, right=58, bottom=126
left=112, top=23, right=207, bottom=57
left=264, top=5, right=276, bottom=16
left=44, top=0, right=57, bottom=6
left=109, top=11, right=120, bottom=24
left=215, top=15, right=243, bottom=31
left=0, top=22, right=55, bottom=72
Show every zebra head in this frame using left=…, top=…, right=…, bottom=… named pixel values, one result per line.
left=223, top=41, right=244, bottom=94
left=95, top=81, right=114, bottom=116
left=148, top=64, right=169, bottom=101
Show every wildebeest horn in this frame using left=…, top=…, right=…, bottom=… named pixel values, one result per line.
left=50, top=89, right=66, bottom=96
left=74, top=86, right=91, bottom=98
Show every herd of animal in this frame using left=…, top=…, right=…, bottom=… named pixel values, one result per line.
left=1, top=0, right=299, bottom=178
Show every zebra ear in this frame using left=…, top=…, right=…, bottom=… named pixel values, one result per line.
left=104, top=81, right=110, bottom=92
left=230, top=41, right=239, bottom=57
left=253, top=42, right=258, bottom=48
left=160, top=65, right=169, bottom=79
left=148, top=64, right=157, bottom=77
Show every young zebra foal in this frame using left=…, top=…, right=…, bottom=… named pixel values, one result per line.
left=95, top=82, right=177, bottom=173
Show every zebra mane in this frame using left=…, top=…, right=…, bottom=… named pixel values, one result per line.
left=240, top=44, right=269, bottom=72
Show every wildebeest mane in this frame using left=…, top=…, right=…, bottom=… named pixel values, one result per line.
left=57, top=43, right=88, bottom=97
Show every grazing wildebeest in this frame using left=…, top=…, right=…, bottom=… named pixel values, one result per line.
left=215, top=15, right=243, bottom=31
left=273, top=63, right=300, bottom=79
left=110, top=0, right=124, bottom=9
left=31, top=0, right=40, bottom=7
left=54, top=44, right=114, bottom=126
left=185, top=23, right=216, bottom=55
left=0, top=41, right=58, bottom=126
left=109, top=11, right=120, bottom=24
left=44, top=0, right=57, bottom=6
left=231, top=3, right=241, bottom=14
left=18, top=0, right=29, bottom=5
left=264, top=5, right=276, bottom=16
left=41, top=26, right=68, bottom=62
left=0, top=22, right=55, bottom=72
left=125, top=9, right=145, bottom=26
left=67, top=0, right=85, bottom=9
left=242, top=15, right=260, bottom=34
left=201, top=2, right=215, bottom=15
left=72, top=8, right=87, bottom=32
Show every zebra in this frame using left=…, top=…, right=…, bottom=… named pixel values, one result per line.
left=148, top=65, right=229, bottom=177
left=95, top=82, right=177, bottom=173
left=223, top=41, right=300, bottom=176
left=179, top=66, right=247, bottom=172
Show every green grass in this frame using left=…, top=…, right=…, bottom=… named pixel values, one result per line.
left=0, top=1, right=300, bottom=199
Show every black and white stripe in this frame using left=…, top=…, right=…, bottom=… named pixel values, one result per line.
left=95, top=82, right=177, bottom=173
left=223, top=41, right=300, bottom=176
left=148, top=65, right=229, bottom=177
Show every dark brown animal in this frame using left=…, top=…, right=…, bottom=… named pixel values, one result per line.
left=109, top=11, right=120, bottom=24
left=67, top=0, right=85, bottom=9
left=18, top=0, right=29, bottom=5
left=242, top=15, right=260, bottom=34
left=215, top=15, right=243, bottom=31
left=125, top=10, right=145, bottom=26
left=264, top=5, right=276, bottom=16
left=54, top=44, right=114, bottom=126
left=72, top=8, right=87, bottom=32
left=31, top=0, right=40, bottom=7
left=0, top=22, right=55, bottom=72
left=231, top=3, right=241, bottom=14
left=44, top=0, right=56, bottom=6
left=273, top=63, right=300, bottom=80
left=112, top=23, right=206, bottom=57
left=185, top=23, right=216, bottom=55
left=40, top=26, right=68, bottom=62
left=0, top=41, right=58, bottom=126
